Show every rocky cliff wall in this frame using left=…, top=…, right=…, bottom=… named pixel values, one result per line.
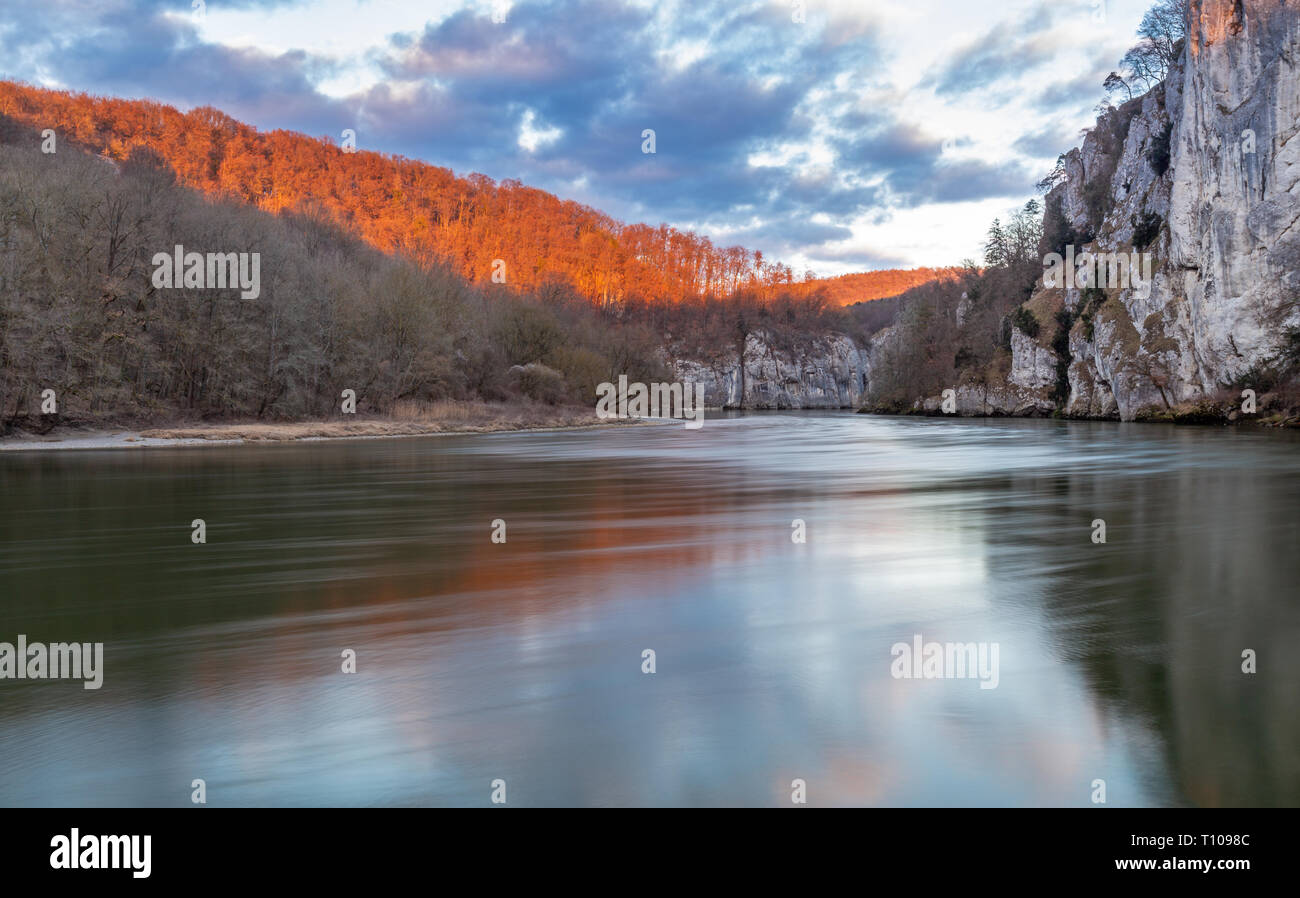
left=1036, top=0, right=1299, bottom=420
left=672, top=331, right=868, bottom=409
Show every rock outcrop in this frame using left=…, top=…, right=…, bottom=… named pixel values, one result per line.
left=1028, top=0, right=1299, bottom=420
left=673, top=330, right=868, bottom=408
left=1009, top=326, right=1059, bottom=395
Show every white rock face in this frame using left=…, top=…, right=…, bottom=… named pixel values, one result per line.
left=1054, top=0, right=1300, bottom=420
left=673, top=329, right=867, bottom=408
left=1165, top=0, right=1300, bottom=392
left=1066, top=328, right=1119, bottom=418
left=913, top=382, right=1054, bottom=417
left=673, top=356, right=743, bottom=408
left=1009, top=326, right=1058, bottom=392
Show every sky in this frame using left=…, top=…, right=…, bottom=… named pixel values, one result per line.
left=0, top=0, right=1155, bottom=275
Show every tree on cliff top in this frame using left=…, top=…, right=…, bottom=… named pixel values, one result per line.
left=1105, top=0, right=1190, bottom=100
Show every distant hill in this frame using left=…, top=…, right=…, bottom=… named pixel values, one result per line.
left=800, top=267, right=967, bottom=307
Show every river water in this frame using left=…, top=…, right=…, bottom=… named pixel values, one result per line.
left=1, top=413, right=1296, bottom=806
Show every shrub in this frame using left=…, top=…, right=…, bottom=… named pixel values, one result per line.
left=496, top=303, right=565, bottom=367
left=506, top=363, right=567, bottom=405
left=1010, top=305, right=1040, bottom=339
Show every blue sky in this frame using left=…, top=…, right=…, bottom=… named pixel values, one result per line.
left=0, top=0, right=1153, bottom=274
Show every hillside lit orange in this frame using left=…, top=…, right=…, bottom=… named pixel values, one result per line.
left=0, top=81, right=952, bottom=308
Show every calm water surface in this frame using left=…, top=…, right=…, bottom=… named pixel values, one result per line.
left=1, top=413, right=1297, bottom=806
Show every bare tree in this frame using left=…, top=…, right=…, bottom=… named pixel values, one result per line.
left=1103, top=72, right=1134, bottom=104
left=1115, top=0, right=1190, bottom=94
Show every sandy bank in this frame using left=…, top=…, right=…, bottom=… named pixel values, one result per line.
left=1, top=405, right=640, bottom=451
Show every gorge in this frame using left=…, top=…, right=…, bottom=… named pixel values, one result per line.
left=671, top=0, right=1299, bottom=422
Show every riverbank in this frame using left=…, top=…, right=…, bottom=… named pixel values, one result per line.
left=858, top=393, right=1300, bottom=427
left=0, top=401, right=639, bottom=451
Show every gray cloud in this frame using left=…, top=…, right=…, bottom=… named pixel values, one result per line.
left=923, top=5, right=1059, bottom=98
left=805, top=246, right=915, bottom=270
left=1013, top=123, right=1081, bottom=159
left=0, top=0, right=1091, bottom=266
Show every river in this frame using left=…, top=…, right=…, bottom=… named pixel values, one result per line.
left=1, top=413, right=1296, bottom=806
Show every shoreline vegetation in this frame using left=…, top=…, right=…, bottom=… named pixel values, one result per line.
left=0, top=400, right=642, bottom=451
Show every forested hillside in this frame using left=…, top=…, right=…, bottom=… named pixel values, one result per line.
left=0, top=81, right=815, bottom=306
left=0, top=113, right=671, bottom=427
left=0, top=111, right=859, bottom=428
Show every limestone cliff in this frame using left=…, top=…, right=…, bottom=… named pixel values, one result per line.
left=1023, top=0, right=1299, bottom=420
left=672, top=330, right=868, bottom=409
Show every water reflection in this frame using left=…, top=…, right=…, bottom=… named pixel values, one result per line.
left=1, top=414, right=1296, bottom=806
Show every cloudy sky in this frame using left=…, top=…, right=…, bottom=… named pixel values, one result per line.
left=0, top=0, right=1154, bottom=274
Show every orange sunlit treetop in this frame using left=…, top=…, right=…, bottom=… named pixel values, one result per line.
left=0, top=80, right=956, bottom=308
left=797, top=267, right=968, bottom=307
left=0, top=81, right=811, bottom=304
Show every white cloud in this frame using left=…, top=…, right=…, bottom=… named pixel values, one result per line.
left=517, top=108, right=563, bottom=152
